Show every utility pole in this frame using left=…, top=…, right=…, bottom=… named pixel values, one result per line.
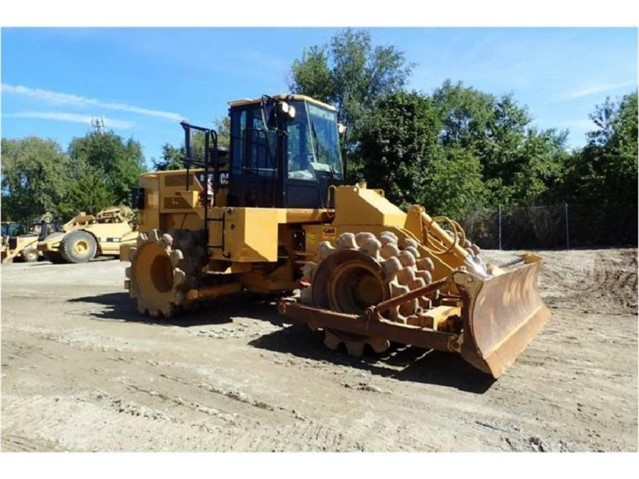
left=91, top=116, right=106, bottom=134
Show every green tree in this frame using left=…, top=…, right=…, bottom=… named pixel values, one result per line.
left=357, top=90, right=486, bottom=220
left=432, top=80, right=496, bottom=149
left=67, top=130, right=145, bottom=206
left=214, top=115, right=231, bottom=148
left=559, top=91, right=638, bottom=204
left=514, top=128, right=569, bottom=205
left=289, top=28, right=413, bottom=181
left=422, top=146, right=486, bottom=220
left=1, top=137, right=70, bottom=221
left=432, top=80, right=567, bottom=208
left=153, top=143, right=184, bottom=171
left=357, top=91, right=437, bottom=207
left=289, top=46, right=332, bottom=104
left=153, top=116, right=230, bottom=171
left=59, top=164, right=116, bottom=217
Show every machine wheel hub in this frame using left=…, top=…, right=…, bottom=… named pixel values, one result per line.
left=126, top=229, right=207, bottom=318
left=302, top=231, right=436, bottom=356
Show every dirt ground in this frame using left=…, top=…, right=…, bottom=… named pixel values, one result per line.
left=1, top=248, right=637, bottom=459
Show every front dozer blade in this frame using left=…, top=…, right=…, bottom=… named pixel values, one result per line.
left=453, top=260, right=550, bottom=378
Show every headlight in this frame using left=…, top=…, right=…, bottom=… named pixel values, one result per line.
left=279, top=101, right=296, bottom=119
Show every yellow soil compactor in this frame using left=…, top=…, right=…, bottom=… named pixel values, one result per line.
left=124, top=94, right=550, bottom=378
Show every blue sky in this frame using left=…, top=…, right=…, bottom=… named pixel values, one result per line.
left=1, top=24, right=637, bottom=170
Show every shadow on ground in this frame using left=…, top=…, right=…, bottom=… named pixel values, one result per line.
left=249, top=323, right=495, bottom=394
left=13, top=256, right=116, bottom=266
left=68, top=291, right=285, bottom=327
left=69, top=292, right=494, bottom=393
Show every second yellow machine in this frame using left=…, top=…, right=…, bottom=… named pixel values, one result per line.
left=39, top=207, right=138, bottom=264
left=124, top=94, right=550, bottom=378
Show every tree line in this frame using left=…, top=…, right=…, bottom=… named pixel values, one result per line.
left=2, top=28, right=637, bottom=227
left=287, top=29, right=637, bottom=220
left=1, top=131, right=145, bottom=224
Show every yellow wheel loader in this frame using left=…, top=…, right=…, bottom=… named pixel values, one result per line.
left=2, top=235, right=40, bottom=264
left=38, top=207, right=138, bottom=264
left=1, top=213, right=57, bottom=264
left=124, top=94, right=550, bottom=378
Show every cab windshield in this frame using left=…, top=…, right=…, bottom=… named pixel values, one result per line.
left=287, top=100, right=343, bottom=181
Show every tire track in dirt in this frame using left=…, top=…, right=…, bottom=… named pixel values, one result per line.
left=573, top=251, right=637, bottom=313
left=117, top=372, right=291, bottom=427
left=257, top=421, right=362, bottom=451
left=1, top=433, right=64, bottom=452
left=1, top=395, right=72, bottom=451
left=133, top=374, right=368, bottom=451
left=3, top=324, right=355, bottom=451
left=1, top=341, right=59, bottom=366
left=536, top=249, right=637, bottom=314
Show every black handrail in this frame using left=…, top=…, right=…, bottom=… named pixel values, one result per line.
left=180, top=121, right=220, bottom=242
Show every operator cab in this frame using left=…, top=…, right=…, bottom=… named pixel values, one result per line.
left=227, top=94, right=345, bottom=208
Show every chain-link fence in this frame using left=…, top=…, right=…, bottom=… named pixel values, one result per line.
left=463, top=203, right=638, bottom=250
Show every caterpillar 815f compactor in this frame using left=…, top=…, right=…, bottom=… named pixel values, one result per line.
left=124, top=94, right=550, bottom=378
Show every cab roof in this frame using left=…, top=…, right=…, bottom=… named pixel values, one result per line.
left=228, top=94, right=336, bottom=112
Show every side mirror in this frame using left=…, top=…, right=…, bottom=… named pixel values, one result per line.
left=131, top=187, right=145, bottom=210
left=264, top=103, right=277, bottom=130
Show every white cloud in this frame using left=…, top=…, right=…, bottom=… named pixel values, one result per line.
left=1, top=83, right=185, bottom=122
left=568, top=81, right=636, bottom=99
left=4, top=111, right=135, bottom=129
